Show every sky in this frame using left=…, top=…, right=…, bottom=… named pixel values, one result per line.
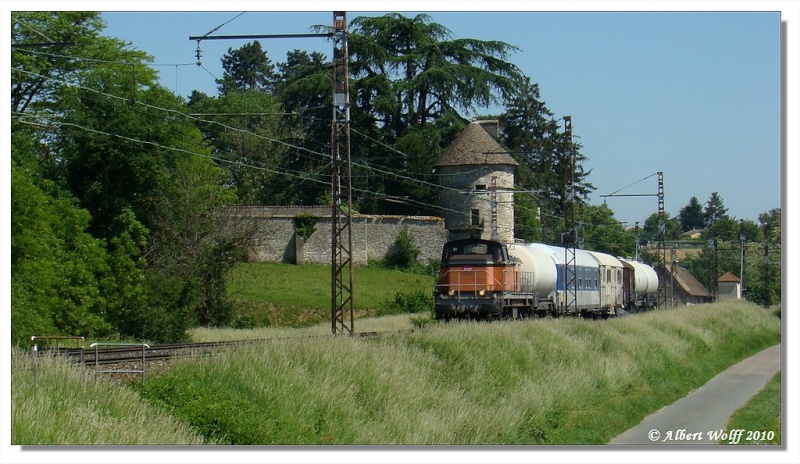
left=93, top=7, right=786, bottom=228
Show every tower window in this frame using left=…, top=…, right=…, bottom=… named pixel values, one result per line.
left=471, top=209, right=481, bottom=226
left=475, top=184, right=487, bottom=191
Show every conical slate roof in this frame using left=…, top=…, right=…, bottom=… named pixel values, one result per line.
left=434, top=120, right=518, bottom=167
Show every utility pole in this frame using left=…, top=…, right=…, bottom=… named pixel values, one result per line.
left=600, top=171, right=666, bottom=308
left=562, top=116, right=577, bottom=316
left=190, top=12, right=355, bottom=335
left=670, top=243, right=677, bottom=308
left=739, top=219, right=745, bottom=300
left=490, top=175, right=498, bottom=240
left=763, top=222, right=770, bottom=308
left=707, top=220, right=718, bottom=302
left=329, top=12, right=354, bottom=335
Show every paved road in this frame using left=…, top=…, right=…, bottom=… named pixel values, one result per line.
left=609, top=344, right=781, bottom=445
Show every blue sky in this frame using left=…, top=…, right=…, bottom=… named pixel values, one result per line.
left=99, top=9, right=782, bottom=228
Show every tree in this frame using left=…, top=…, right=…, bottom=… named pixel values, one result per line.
left=189, top=90, right=291, bottom=205
left=216, top=41, right=278, bottom=95
left=499, top=77, right=594, bottom=244
left=678, top=196, right=704, bottom=232
left=11, top=158, right=126, bottom=344
left=641, top=212, right=682, bottom=242
left=11, top=12, right=106, bottom=114
left=580, top=204, right=635, bottom=257
left=347, top=13, right=525, bottom=137
left=11, top=12, right=254, bottom=341
left=704, top=191, right=729, bottom=227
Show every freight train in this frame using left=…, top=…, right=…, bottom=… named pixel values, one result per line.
left=433, top=238, right=658, bottom=321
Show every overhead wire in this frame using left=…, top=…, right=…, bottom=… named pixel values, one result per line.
left=13, top=64, right=578, bottom=240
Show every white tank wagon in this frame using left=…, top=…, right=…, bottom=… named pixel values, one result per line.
left=619, top=258, right=659, bottom=310
left=514, top=243, right=609, bottom=317
left=506, top=243, right=558, bottom=295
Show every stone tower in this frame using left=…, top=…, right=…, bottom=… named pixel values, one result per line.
left=433, top=120, right=518, bottom=243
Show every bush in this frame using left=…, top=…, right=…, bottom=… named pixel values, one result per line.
left=293, top=214, right=318, bottom=240
left=383, top=288, right=433, bottom=315
left=384, top=227, right=420, bottom=270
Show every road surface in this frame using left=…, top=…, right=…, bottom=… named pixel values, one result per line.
left=609, top=344, right=781, bottom=445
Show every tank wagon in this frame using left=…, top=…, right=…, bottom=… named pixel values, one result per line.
left=434, top=238, right=658, bottom=321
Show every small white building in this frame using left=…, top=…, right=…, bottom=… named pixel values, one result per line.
left=717, top=271, right=742, bottom=301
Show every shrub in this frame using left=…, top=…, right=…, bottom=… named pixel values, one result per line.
left=383, top=288, right=433, bottom=315
left=384, top=227, right=420, bottom=270
left=293, top=214, right=318, bottom=240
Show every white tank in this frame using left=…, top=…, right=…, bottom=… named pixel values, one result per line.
left=507, top=243, right=558, bottom=295
left=620, top=259, right=659, bottom=295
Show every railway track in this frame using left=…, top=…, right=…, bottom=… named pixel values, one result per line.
left=33, top=331, right=397, bottom=369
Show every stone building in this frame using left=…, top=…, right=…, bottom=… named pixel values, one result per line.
left=433, top=120, right=518, bottom=243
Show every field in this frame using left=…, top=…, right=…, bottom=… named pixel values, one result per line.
left=12, top=300, right=781, bottom=445
left=224, top=262, right=434, bottom=328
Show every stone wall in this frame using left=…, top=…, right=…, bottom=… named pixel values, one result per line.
left=232, top=207, right=447, bottom=266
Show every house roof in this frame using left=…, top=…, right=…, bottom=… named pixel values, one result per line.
left=718, top=271, right=741, bottom=283
left=681, top=228, right=705, bottom=237
left=433, top=120, right=518, bottom=168
left=661, top=266, right=711, bottom=298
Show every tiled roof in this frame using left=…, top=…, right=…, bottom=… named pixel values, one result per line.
left=718, top=271, right=741, bottom=283
left=433, top=120, right=518, bottom=167
left=662, top=266, right=711, bottom=297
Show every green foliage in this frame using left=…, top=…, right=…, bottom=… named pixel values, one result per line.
left=383, top=227, right=421, bottom=270
left=641, top=212, right=682, bottom=242
left=580, top=204, right=634, bottom=256
left=679, top=196, right=705, bottom=232
left=216, top=41, right=277, bottom=95
left=513, top=191, right=543, bottom=243
left=383, top=288, right=433, bottom=316
left=11, top=161, right=117, bottom=344
left=349, top=13, right=524, bottom=130
left=293, top=214, right=318, bottom=240
left=501, top=77, right=594, bottom=245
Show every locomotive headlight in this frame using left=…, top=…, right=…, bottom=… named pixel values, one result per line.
left=478, top=289, right=486, bottom=296
left=448, top=289, right=455, bottom=296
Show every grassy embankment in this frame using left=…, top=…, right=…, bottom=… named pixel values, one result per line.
left=147, top=301, right=779, bottom=445
left=10, top=351, right=213, bottom=445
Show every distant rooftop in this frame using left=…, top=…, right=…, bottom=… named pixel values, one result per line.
left=718, top=271, right=741, bottom=283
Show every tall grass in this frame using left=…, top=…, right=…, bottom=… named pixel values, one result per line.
left=136, top=301, right=780, bottom=445
left=11, top=350, right=212, bottom=444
